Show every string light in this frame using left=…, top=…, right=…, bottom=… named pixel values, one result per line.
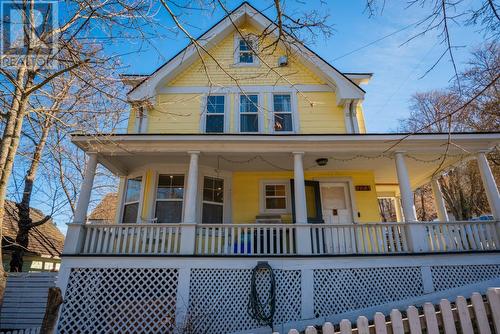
left=213, top=152, right=472, bottom=171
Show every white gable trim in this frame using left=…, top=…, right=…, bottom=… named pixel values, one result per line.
left=128, top=3, right=365, bottom=104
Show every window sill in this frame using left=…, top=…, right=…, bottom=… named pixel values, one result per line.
left=231, top=62, right=261, bottom=68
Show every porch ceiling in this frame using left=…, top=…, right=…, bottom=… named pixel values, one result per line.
left=72, top=132, right=500, bottom=189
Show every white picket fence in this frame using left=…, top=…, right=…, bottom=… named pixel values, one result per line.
left=283, top=288, right=500, bottom=334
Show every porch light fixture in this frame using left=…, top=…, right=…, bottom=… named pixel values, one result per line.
left=316, top=158, right=328, bottom=166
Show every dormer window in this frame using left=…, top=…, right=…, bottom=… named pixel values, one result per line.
left=234, top=35, right=258, bottom=66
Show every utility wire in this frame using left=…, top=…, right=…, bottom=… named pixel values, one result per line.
left=332, top=21, right=418, bottom=61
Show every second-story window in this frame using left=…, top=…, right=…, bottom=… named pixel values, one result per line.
left=273, top=94, right=293, bottom=132
left=155, top=174, right=184, bottom=223
left=205, top=95, right=225, bottom=133
left=239, top=94, right=259, bottom=132
left=122, top=176, right=142, bottom=224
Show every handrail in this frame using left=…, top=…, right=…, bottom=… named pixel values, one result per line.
left=76, top=220, right=499, bottom=256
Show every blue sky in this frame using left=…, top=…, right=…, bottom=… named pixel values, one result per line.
left=116, top=0, right=486, bottom=132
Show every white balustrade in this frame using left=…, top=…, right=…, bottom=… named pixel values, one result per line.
left=81, top=224, right=181, bottom=255
left=195, top=224, right=297, bottom=255
left=75, top=220, right=499, bottom=256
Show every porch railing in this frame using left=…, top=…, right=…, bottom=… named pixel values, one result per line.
left=75, top=220, right=499, bottom=256
left=82, top=223, right=181, bottom=255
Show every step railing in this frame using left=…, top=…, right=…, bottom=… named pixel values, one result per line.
left=75, top=220, right=499, bottom=256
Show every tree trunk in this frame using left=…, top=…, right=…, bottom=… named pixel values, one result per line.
left=40, top=287, right=63, bottom=334
left=9, top=116, right=53, bottom=272
left=0, top=70, right=34, bottom=294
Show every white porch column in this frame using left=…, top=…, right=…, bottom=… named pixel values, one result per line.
left=394, top=152, right=428, bottom=252
left=477, top=151, right=500, bottom=220
left=74, top=153, right=98, bottom=223
left=431, top=178, right=449, bottom=222
left=293, top=152, right=312, bottom=255
left=64, top=153, right=98, bottom=254
left=395, top=152, right=417, bottom=222
left=180, top=151, right=200, bottom=254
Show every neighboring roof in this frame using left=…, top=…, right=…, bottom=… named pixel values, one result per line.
left=2, top=201, right=64, bottom=258
left=88, top=193, right=117, bottom=223
left=128, top=2, right=366, bottom=103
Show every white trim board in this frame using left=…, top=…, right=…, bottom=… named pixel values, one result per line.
left=159, top=84, right=333, bottom=94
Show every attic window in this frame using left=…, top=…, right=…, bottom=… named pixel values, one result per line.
left=235, top=36, right=258, bottom=65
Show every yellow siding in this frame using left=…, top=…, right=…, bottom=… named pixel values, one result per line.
left=148, top=94, right=202, bottom=133
left=168, top=23, right=324, bottom=87
left=232, top=170, right=381, bottom=224
left=127, top=22, right=368, bottom=135
left=357, top=104, right=367, bottom=133
left=298, top=92, right=346, bottom=133
left=127, top=109, right=136, bottom=133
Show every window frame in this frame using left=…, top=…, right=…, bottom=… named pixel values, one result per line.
left=201, top=94, right=229, bottom=133
left=120, top=174, right=145, bottom=224
left=233, top=34, right=259, bottom=66
left=270, top=93, right=297, bottom=133
left=259, top=180, right=291, bottom=214
left=201, top=176, right=225, bottom=224
left=237, top=93, right=262, bottom=133
left=154, top=173, right=186, bottom=224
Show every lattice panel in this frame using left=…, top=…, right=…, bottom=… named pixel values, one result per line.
left=313, top=267, right=424, bottom=318
left=186, top=269, right=301, bottom=334
left=57, top=268, right=178, bottom=333
left=431, top=264, right=500, bottom=291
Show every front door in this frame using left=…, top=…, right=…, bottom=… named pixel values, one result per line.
left=320, top=183, right=353, bottom=225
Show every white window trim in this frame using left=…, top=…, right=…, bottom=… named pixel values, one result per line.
left=269, top=92, right=299, bottom=134
left=153, top=173, right=187, bottom=224
left=200, top=175, right=225, bottom=224
left=236, top=93, right=264, bottom=133
left=200, top=94, right=230, bottom=133
left=197, top=169, right=232, bottom=224
left=259, top=180, right=291, bottom=214
left=120, top=173, right=146, bottom=224
left=233, top=33, right=260, bottom=67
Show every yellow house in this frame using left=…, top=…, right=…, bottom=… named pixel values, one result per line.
left=57, top=3, right=500, bottom=333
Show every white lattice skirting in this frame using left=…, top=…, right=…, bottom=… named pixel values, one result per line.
left=56, top=255, right=500, bottom=333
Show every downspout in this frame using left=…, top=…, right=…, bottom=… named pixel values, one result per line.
left=349, top=100, right=359, bottom=134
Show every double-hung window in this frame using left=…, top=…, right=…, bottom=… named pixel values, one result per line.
left=238, top=39, right=254, bottom=64
left=263, top=183, right=288, bottom=212
left=239, top=94, right=259, bottom=132
left=205, top=95, right=225, bottom=133
left=273, top=94, right=293, bottom=132
left=202, top=177, right=224, bottom=224
left=155, top=174, right=184, bottom=223
left=122, top=176, right=142, bottom=223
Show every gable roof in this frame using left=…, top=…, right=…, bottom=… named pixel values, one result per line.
left=128, top=2, right=366, bottom=104
left=2, top=200, right=64, bottom=258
